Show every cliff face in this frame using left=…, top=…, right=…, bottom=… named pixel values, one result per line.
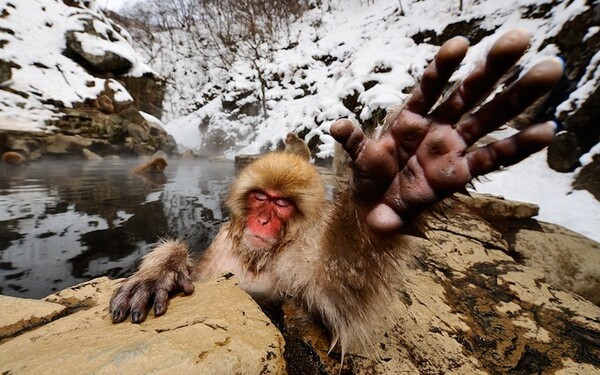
left=1, top=193, right=598, bottom=374
left=0, top=0, right=175, bottom=161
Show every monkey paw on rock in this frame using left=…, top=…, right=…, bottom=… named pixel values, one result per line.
left=330, top=28, right=563, bottom=233
left=110, top=240, right=194, bottom=323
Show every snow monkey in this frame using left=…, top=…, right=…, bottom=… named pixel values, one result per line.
left=110, top=29, right=563, bottom=353
left=2, top=151, right=27, bottom=166
left=133, top=156, right=168, bottom=175
left=284, top=132, right=311, bottom=160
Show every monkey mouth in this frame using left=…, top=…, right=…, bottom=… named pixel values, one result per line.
left=243, top=233, right=274, bottom=250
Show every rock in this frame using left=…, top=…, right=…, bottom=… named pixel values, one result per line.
left=0, top=0, right=171, bottom=159
left=64, top=16, right=134, bottom=74
left=45, top=134, right=92, bottom=154
left=82, top=148, right=102, bottom=160
left=0, top=295, right=66, bottom=339
left=201, top=126, right=237, bottom=156
left=574, top=154, right=600, bottom=201
left=547, top=131, right=583, bottom=172
left=543, top=2, right=600, bottom=173
left=454, top=193, right=600, bottom=305
left=411, top=17, right=494, bottom=46
left=0, top=59, right=17, bottom=83
left=181, top=149, right=196, bottom=159
left=0, top=276, right=286, bottom=374
left=119, top=106, right=146, bottom=125
left=119, top=75, right=166, bottom=119
left=508, top=221, right=600, bottom=306
left=126, top=123, right=149, bottom=142
left=453, top=192, right=540, bottom=221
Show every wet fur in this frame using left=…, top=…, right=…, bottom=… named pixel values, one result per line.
left=133, top=157, right=167, bottom=174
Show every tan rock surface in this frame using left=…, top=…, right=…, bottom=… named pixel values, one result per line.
left=509, top=221, right=600, bottom=306
left=0, top=275, right=285, bottom=375
left=0, top=295, right=66, bottom=339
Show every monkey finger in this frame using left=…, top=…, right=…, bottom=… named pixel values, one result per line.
left=129, top=284, right=151, bottom=324
left=431, top=29, right=531, bottom=122
left=110, top=283, right=134, bottom=323
left=154, top=288, right=169, bottom=317
left=466, top=121, right=555, bottom=177
left=365, top=202, right=405, bottom=233
left=330, top=119, right=366, bottom=161
left=404, top=36, right=469, bottom=115
left=456, top=58, right=563, bottom=146
left=178, top=273, right=195, bottom=295
left=110, top=303, right=129, bottom=324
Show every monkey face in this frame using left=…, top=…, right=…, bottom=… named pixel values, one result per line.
left=243, top=190, right=295, bottom=250
left=155, top=160, right=167, bottom=172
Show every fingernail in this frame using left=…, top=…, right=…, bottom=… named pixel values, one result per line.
left=112, top=310, right=121, bottom=322
left=131, top=311, right=141, bottom=323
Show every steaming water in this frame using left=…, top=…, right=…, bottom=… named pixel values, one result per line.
left=0, top=158, right=234, bottom=299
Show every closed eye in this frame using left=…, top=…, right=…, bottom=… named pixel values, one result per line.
left=275, top=198, right=292, bottom=207
left=253, top=191, right=268, bottom=201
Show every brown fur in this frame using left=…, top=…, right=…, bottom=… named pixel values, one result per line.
left=2, top=151, right=27, bottom=166
left=110, top=239, right=194, bottom=321
left=133, top=157, right=167, bottom=175
left=284, top=132, right=311, bottom=161
left=97, top=94, right=114, bottom=114
left=134, top=152, right=411, bottom=354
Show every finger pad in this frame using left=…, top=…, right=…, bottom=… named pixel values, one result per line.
left=366, top=204, right=403, bottom=233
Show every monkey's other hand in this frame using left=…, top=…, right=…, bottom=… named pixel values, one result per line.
left=110, top=240, right=194, bottom=324
left=330, top=29, right=563, bottom=233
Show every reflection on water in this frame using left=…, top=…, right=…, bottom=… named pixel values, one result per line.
left=0, top=158, right=234, bottom=298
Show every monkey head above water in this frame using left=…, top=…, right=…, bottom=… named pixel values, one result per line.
left=110, top=29, right=564, bottom=354
left=133, top=157, right=168, bottom=175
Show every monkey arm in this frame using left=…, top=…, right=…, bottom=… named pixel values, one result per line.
left=110, top=240, right=195, bottom=323
left=330, top=29, right=563, bottom=233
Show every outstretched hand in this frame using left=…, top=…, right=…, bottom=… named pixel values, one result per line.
left=331, top=29, right=563, bottom=233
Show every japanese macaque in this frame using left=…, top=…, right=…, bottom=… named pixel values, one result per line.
left=110, top=30, right=563, bottom=354
left=284, top=132, right=311, bottom=160
left=2, top=151, right=27, bottom=166
left=97, top=94, right=114, bottom=114
left=133, top=157, right=167, bottom=175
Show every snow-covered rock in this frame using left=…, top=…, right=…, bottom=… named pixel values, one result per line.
left=0, top=0, right=175, bottom=159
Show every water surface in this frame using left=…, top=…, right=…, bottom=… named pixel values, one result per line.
left=0, top=158, right=233, bottom=298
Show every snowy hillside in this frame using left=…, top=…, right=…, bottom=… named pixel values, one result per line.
left=0, top=0, right=152, bottom=131
left=119, top=0, right=599, bottom=241
left=143, top=0, right=592, bottom=155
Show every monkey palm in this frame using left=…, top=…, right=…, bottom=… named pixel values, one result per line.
left=110, top=29, right=563, bottom=354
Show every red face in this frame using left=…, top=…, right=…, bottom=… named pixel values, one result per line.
left=244, top=190, right=295, bottom=250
